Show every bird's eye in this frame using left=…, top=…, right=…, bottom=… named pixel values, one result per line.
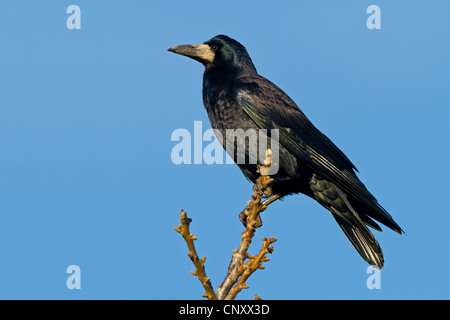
left=210, top=44, right=219, bottom=51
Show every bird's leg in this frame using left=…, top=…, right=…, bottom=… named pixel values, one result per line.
left=240, top=160, right=279, bottom=229
left=239, top=194, right=281, bottom=229
left=261, top=194, right=282, bottom=207
left=252, top=180, right=267, bottom=198
left=253, top=176, right=275, bottom=199
left=239, top=201, right=255, bottom=228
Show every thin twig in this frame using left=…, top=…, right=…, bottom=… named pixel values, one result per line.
left=224, top=237, right=277, bottom=300
left=174, top=210, right=218, bottom=300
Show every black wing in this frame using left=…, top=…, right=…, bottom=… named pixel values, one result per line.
left=235, top=75, right=402, bottom=234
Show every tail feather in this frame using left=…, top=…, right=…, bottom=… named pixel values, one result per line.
left=310, top=174, right=385, bottom=268
left=331, top=209, right=384, bottom=268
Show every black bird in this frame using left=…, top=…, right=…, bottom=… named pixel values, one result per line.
left=168, top=35, right=402, bottom=268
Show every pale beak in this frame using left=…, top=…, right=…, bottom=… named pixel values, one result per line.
left=168, top=44, right=215, bottom=68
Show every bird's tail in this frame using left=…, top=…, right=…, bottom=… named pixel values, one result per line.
left=310, top=174, right=384, bottom=269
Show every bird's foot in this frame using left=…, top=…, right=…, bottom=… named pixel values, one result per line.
left=239, top=202, right=263, bottom=228
left=252, top=182, right=273, bottom=199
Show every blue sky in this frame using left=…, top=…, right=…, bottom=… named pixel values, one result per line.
left=0, top=1, right=449, bottom=299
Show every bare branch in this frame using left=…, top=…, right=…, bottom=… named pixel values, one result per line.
left=176, top=149, right=278, bottom=300
left=216, top=149, right=276, bottom=300
left=224, top=237, right=277, bottom=300
left=174, top=210, right=218, bottom=300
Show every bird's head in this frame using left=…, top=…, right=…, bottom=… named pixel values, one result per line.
left=168, top=35, right=256, bottom=74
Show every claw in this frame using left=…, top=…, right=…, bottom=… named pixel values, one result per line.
left=239, top=207, right=263, bottom=228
